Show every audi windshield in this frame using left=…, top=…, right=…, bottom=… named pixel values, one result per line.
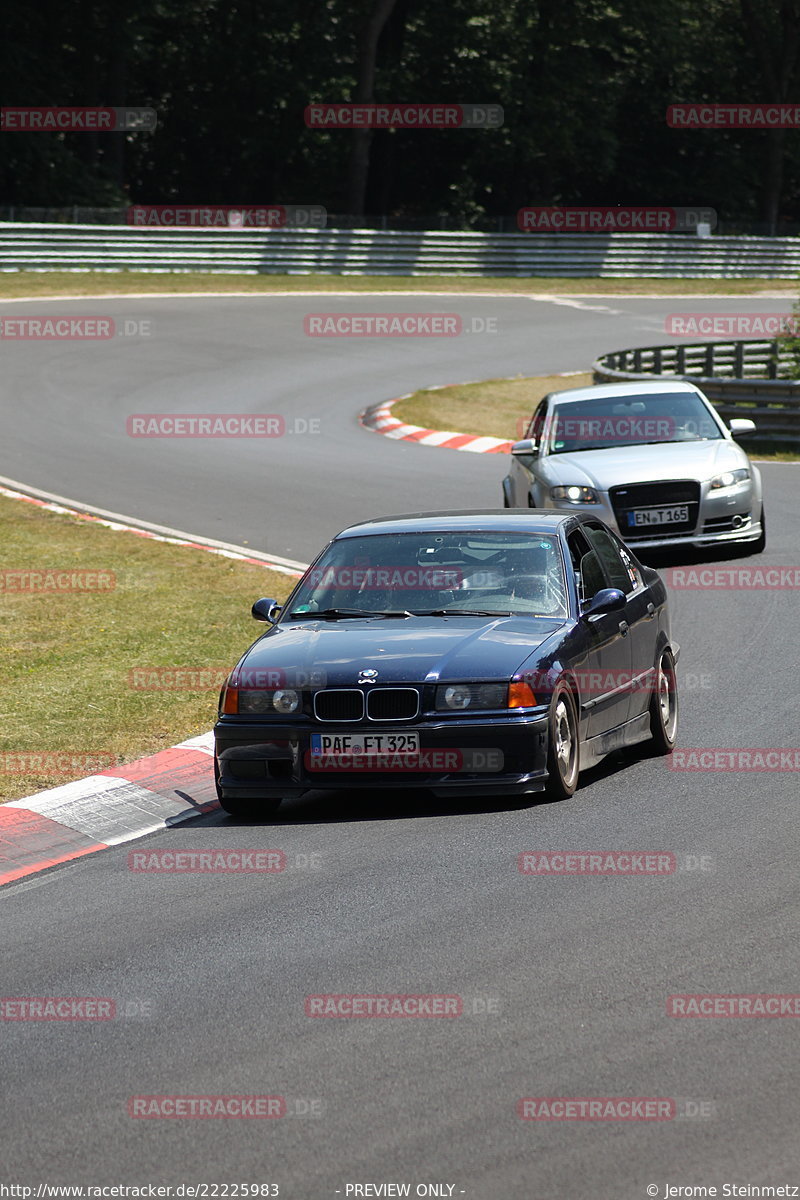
left=548, top=392, right=724, bottom=453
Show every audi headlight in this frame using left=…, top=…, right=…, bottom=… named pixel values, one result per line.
left=709, top=469, right=750, bottom=490
left=435, top=683, right=508, bottom=711
left=551, top=485, right=599, bottom=504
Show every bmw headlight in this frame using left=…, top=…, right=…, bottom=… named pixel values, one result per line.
left=435, top=683, right=508, bottom=711
left=237, top=688, right=301, bottom=715
left=551, top=485, right=599, bottom=504
left=709, top=469, right=750, bottom=490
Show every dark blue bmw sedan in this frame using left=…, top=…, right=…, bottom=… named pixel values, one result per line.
left=214, top=511, right=679, bottom=816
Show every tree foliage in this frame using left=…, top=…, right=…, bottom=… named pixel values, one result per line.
left=1, top=0, right=799, bottom=227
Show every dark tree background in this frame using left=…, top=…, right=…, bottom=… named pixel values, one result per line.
left=1, top=0, right=799, bottom=229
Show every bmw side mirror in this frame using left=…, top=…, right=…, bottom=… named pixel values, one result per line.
left=581, top=588, right=626, bottom=619
left=728, top=418, right=756, bottom=437
left=511, top=438, right=538, bottom=457
left=252, top=597, right=281, bottom=623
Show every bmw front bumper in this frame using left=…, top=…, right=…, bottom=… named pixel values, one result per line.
left=214, top=710, right=550, bottom=800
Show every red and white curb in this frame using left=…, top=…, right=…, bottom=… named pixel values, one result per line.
left=0, top=734, right=220, bottom=887
left=0, top=479, right=310, bottom=889
left=360, top=396, right=513, bottom=454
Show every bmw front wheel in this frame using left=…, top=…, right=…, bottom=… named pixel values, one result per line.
left=545, top=683, right=580, bottom=799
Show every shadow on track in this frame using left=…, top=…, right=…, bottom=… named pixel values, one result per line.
left=210, top=740, right=660, bottom=826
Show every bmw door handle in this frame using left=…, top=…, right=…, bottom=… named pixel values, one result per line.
left=618, top=620, right=629, bottom=637
left=646, top=602, right=656, bottom=618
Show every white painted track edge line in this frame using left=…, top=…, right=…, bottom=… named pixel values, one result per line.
left=0, top=474, right=309, bottom=572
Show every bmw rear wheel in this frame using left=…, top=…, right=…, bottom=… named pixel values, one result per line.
left=648, top=650, right=678, bottom=754
left=545, top=684, right=580, bottom=799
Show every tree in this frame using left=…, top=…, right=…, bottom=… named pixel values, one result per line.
left=346, top=0, right=399, bottom=216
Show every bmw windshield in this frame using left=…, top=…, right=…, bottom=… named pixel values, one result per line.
left=284, top=531, right=569, bottom=619
left=548, top=392, right=724, bottom=454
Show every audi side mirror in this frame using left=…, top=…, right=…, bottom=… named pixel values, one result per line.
left=728, top=418, right=756, bottom=437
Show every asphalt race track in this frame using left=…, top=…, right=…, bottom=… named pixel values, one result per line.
left=2, top=292, right=799, bottom=1198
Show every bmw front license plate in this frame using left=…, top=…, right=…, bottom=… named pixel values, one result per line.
left=310, top=732, right=420, bottom=757
left=628, top=505, right=688, bottom=527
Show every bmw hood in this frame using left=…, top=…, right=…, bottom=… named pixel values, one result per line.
left=233, top=616, right=567, bottom=687
left=543, top=439, right=748, bottom=490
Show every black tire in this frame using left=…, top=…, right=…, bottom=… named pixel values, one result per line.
left=214, top=754, right=282, bottom=818
left=748, top=506, right=766, bottom=555
left=647, top=650, right=679, bottom=754
left=219, top=795, right=282, bottom=819
left=545, top=683, right=580, bottom=799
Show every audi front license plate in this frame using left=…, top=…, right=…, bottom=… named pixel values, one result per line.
left=310, top=732, right=420, bottom=757
left=628, top=505, right=688, bottom=528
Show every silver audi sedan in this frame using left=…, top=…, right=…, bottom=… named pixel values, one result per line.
left=502, top=380, right=765, bottom=553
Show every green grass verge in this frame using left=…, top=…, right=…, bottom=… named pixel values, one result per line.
left=394, top=373, right=594, bottom=441
left=391, top=373, right=800, bottom=460
left=0, top=493, right=294, bottom=802
left=0, top=272, right=797, bottom=299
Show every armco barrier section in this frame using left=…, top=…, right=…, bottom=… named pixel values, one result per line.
left=2, top=224, right=800, bottom=276
left=594, top=340, right=800, bottom=444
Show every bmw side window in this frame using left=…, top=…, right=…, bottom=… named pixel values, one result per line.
left=615, top=541, right=643, bottom=591
left=582, top=524, right=635, bottom=595
left=566, top=530, right=600, bottom=604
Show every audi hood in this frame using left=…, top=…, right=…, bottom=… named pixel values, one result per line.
left=541, top=439, right=751, bottom=490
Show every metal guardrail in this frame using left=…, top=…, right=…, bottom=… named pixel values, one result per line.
left=4, top=208, right=800, bottom=238
left=2, top=223, right=800, bottom=276
left=593, top=340, right=800, bottom=444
